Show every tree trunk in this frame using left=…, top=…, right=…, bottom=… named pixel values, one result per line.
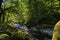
left=0, top=0, right=5, bottom=23
left=2, top=10, right=5, bottom=23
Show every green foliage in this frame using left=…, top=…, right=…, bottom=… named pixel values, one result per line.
left=0, top=34, right=9, bottom=40
left=0, top=0, right=60, bottom=40
left=0, top=0, right=60, bottom=26
left=11, top=31, right=32, bottom=40
left=0, top=24, right=32, bottom=40
left=26, top=0, right=60, bottom=27
left=0, top=0, right=60, bottom=31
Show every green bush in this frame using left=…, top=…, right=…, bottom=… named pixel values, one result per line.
left=11, top=31, right=32, bottom=40
left=0, top=23, right=33, bottom=40
left=0, top=34, right=10, bottom=40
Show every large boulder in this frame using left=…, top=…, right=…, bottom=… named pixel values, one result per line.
left=52, top=21, right=60, bottom=40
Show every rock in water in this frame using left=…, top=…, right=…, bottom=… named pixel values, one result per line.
left=52, top=21, right=60, bottom=40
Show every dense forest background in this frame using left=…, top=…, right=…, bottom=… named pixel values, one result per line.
left=0, top=0, right=60, bottom=26
left=0, top=0, right=60, bottom=40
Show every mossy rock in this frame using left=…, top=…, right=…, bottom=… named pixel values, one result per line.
left=52, top=21, right=60, bottom=40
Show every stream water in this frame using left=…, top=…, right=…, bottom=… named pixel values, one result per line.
left=9, top=23, right=54, bottom=40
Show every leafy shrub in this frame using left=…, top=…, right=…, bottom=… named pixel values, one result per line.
left=11, top=31, right=32, bottom=40
left=0, top=23, right=33, bottom=40
left=0, top=34, right=10, bottom=40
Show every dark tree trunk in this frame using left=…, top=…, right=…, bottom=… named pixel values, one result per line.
left=0, top=0, right=4, bottom=23
left=0, top=0, right=3, bottom=9
left=0, top=9, right=3, bottom=23
left=2, top=10, right=5, bottom=23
